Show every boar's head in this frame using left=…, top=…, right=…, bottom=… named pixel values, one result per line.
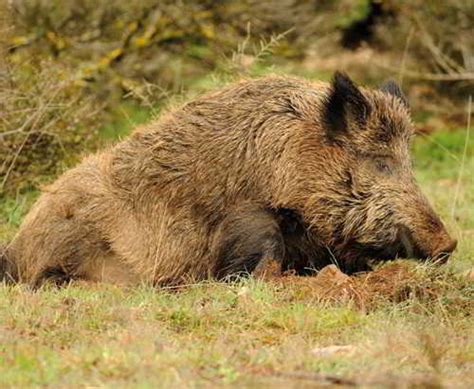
left=308, top=72, right=457, bottom=272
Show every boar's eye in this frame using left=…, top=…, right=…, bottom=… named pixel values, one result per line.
left=374, top=158, right=393, bottom=174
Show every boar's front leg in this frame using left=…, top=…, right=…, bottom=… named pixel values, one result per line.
left=213, top=204, right=285, bottom=280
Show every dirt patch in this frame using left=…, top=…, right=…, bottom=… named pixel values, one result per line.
left=273, top=262, right=473, bottom=311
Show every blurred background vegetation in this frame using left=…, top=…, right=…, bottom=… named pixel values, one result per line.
left=0, top=0, right=472, bottom=196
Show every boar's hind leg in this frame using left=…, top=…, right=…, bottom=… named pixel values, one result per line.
left=213, top=205, right=285, bottom=280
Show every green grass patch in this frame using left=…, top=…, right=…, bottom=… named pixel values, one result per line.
left=100, top=103, right=154, bottom=142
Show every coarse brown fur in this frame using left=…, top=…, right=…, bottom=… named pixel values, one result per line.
left=1, top=73, right=457, bottom=287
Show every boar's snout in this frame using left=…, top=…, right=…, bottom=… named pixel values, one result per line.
left=398, top=190, right=457, bottom=264
left=430, top=235, right=457, bottom=264
left=402, top=215, right=457, bottom=264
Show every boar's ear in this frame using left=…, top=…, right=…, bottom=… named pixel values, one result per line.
left=323, top=71, right=371, bottom=140
left=380, top=80, right=409, bottom=109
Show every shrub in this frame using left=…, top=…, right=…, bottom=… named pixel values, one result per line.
left=0, top=61, right=101, bottom=194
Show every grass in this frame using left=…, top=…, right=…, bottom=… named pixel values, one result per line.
left=0, top=88, right=473, bottom=387
left=0, top=270, right=472, bottom=388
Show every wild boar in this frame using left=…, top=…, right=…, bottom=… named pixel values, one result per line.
left=1, top=72, right=457, bottom=287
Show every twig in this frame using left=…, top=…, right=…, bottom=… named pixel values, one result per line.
left=254, top=28, right=294, bottom=64
left=272, top=371, right=357, bottom=386
left=377, top=63, right=474, bottom=81
left=226, top=27, right=293, bottom=75
left=398, top=27, right=414, bottom=87
left=412, top=16, right=465, bottom=75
